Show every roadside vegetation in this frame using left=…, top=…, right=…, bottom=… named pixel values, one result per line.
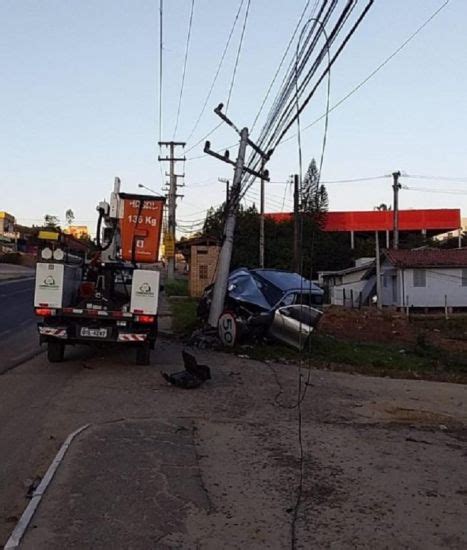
left=243, top=333, right=467, bottom=384
left=169, top=297, right=200, bottom=336
left=164, top=278, right=189, bottom=297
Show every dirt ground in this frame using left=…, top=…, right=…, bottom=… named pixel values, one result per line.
left=320, top=305, right=467, bottom=353
left=1, top=338, right=465, bottom=549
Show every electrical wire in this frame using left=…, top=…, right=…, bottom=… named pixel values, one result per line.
left=240, top=1, right=374, bottom=204
left=226, top=0, right=251, bottom=111
left=279, top=0, right=451, bottom=147
left=321, top=175, right=390, bottom=184
left=185, top=0, right=245, bottom=144
left=158, top=0, right=163, bottom=143
left=173, top=0, right=195, bottom=138
left=403, top=186, right=467, bottom=196
left=405, top=174, right=467, bottom=183
left=184, top=0, right=250, bottom=156
left=250, top=0, right=315, bottom=134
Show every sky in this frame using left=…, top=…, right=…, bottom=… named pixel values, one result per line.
left=1, top=0, right=466, bottom=236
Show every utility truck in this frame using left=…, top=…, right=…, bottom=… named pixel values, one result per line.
left=34, top=178, right=165, bottom=365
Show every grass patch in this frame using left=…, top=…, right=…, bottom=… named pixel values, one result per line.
left=411, top=316, right=467, bottom=339
left=169, top=297, right=200, bottom=336
left=244, top=333, right=467, bottom=383
left=164, top=278, right=189, bottom=297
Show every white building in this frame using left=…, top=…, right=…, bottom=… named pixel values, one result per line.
left=318, top=258, right=375, bottom=307
left=382, top=249, right=467, bottom=310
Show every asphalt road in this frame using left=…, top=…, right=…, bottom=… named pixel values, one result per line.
left=0, top=338, right=465, bottom=548
left=0, top=278, right=42, bottom=373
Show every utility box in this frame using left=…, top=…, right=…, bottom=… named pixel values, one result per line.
left=130, top=269, right=160, bottom=315
left=119, top=193, right=165, bottom=263
left=34, top=263, right=81, bottom=308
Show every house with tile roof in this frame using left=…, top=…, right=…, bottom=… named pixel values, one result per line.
left=382, top=249, right=467, bottom=310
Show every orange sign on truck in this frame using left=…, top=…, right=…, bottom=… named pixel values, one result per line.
left=119, top=193, right=165, bottom=263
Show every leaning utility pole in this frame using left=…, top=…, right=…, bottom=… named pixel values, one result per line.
left=204, top=104, right=270, bottom=329
left=158, top=141, right=185, bottom=279
left=259, top=159, right=266, bottom=268
left=392, top=170, right=401, bottom=249
left=293, top=174, right=300, bottom=272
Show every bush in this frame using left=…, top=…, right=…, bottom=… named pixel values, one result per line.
left=165, top=278, right=189, bottom=297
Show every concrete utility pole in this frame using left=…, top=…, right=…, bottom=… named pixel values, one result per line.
left=204, top=104, right=270, bottom=329
left=158, top=141, right=185, bottom=280
left=392, top=170, right=402, bottom=249
left=259, top=159, right=265, bottom=268
left=293, top=174, right=300, bottom=273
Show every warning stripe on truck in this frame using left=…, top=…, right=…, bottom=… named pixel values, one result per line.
left=117, top=333, right=147, bottom=342
left=39, top=327, right=67, bottom=339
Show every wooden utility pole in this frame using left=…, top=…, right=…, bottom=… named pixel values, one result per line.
left=204, top=104, right=270, bottom=329
left=158, top=141, right=185, bottom=280
left=392, top=170, right=401, bottom=249
left=259, top=159, right=265, bottom=268
left=293, top=174, right=300, bottom=272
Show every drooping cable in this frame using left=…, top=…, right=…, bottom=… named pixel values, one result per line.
left=173, top=0, right=195, bottom=138
left=250, top=0, right=316, bottom=134
left=279, top=0, right=451, bottom=146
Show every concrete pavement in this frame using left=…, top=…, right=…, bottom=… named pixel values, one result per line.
left=0, top=339, right=465, bottom=549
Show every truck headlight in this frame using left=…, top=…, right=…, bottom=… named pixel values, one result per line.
left=41, top=247, right=53, bottom=260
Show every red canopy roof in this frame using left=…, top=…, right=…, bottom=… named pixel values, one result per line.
left=266, top=209, right=461, bottom=233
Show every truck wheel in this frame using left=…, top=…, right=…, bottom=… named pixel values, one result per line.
left=136, top=344, right=151, bottom=365
left=48, top=341, right=65, bottom=363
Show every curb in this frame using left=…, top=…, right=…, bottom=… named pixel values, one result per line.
left=4, top=424, right=90, bottom=549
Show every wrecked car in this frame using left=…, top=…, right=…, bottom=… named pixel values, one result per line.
left=198, top=268, right=324, bottom=350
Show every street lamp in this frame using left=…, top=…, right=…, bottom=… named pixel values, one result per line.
left=138, top=183, right=164, bottom=197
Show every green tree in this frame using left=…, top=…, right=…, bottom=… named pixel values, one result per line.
left=44, top=214, right=60, bottom=228
left=301, top=158, right=329, bottom=227
left=65, top=209, right=75, bottom=226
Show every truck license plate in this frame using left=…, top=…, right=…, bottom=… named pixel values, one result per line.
left=80, top=327, right=108, bottom=338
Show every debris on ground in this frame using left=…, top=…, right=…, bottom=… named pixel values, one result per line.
left=161, top=350, right=211, bottom=389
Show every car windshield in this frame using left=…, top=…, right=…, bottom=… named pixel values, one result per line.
left=251, top=273, right=283, bottom=307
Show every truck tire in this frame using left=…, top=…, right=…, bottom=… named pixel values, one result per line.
left=48, top=341, right=65, bottom=363
left=136, top=343, right=151, bottom=366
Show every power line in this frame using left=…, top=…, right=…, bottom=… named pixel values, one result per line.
left=185, top=0, right=245, bottom=144
left=241, top=1, right=375, bottom=204
left=403, top=186, right=467, bottom=196
left=250, top=0, right=315, bottom=134
left=158, top=0, right=163, bottom=142
left=280, top=0, right=451, bottom=146
left=321, top=175, right=390, bottom=184
left=405, top=174, right=467, bottom=183
left=226, top=0, right=251, bottom=111
left=173, top=0, right=195, bottom=138
left=184, top=0, right=250, bottom=156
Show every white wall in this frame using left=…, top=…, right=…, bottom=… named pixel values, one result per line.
left=331, top=280, right=367, bottom=306
left=402, top=267, right=467, bottom=308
